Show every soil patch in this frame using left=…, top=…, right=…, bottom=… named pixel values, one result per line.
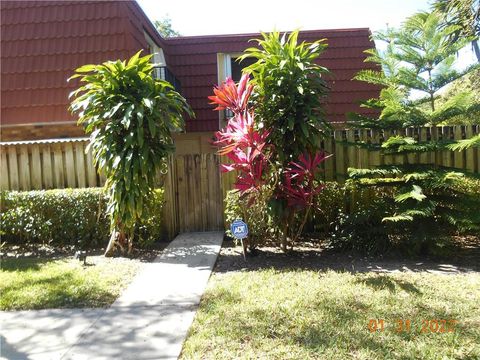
left=215, top=236, right=480, bottom=274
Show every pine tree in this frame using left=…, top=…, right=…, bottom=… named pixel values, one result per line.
left=347, top=11, right=480, bottom=252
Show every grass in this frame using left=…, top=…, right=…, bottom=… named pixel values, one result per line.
left=0, top=257, right=140, bottom=310
left=181, top=270, right=480, bottom=359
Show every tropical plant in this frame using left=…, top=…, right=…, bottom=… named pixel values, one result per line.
left=210, top=74, right=329, bottom=251
left=239, top=30, right=331, bottom=164
left=347, top=11, right=480, bottom=252
left=433, top=0, right=480, bottom=61
left=154, top=16, right=180, bottom=38
left=69, top=52, right=193, bottom=256
left=437, top=69, right=480, bottom=124
left=448, top=133, right=480, bottom=150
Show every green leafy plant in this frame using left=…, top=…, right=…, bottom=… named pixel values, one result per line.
left=154, top=16, right=180, bottom=37
left=0, top=188, right=164, bottom=248
left=433, top=0, right=480, bottom=61
left=240, top=30, right=331, bottom=164
left=224, top=187, right=275, bottom=248
left=210, top=73, right=329, bottom=252
left=69, top=52, right=193, bottom=256
left=347, top=12, right=480, bottom=253
left=448, top=133, right=480, bottom=150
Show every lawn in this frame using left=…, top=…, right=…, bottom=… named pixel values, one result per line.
left=181, top=269, right=480, bottom=360
left=0, top=256, right=140, bottom=310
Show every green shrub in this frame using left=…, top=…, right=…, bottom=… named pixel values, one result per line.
left=1, top=188, right=164, bottom=248
left=225, top=182, right=346, bottom=245
left=311, top=182, right=346, bottom=233
left=224, top=188, right=275, bottom=248
left=329, top=187, right=395, bottom=254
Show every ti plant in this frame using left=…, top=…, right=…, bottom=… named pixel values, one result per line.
left=70, top=52, right=194, bottom=256
left=239, top=30, right=331, bottom=165
left=210, top=74, right=329, bottom=252
left=347, top=11, right=480, bottom=250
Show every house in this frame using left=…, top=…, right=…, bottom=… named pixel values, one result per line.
left=1, top=0, right=379, bottom=142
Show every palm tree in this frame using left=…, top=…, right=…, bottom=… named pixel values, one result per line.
left=433, top=0, right=480, bottom=61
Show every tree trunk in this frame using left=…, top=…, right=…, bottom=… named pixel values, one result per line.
left=104, top=228, right=127, bottom=257
left=280, top=212, right=295, bottom=252
left=281, top=222, right=289, bottom=252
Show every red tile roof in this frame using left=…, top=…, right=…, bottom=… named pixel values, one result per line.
left=1, top=0, right=163, bottom=127
left=1, top=1, right=380, bottom=135
left=166, top=29, right=380, bottom=131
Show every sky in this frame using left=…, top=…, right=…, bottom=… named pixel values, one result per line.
left=137, top=0, right=476, bottom=66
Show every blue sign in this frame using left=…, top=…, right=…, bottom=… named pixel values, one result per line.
left=230, top=219, right=248, bottom=239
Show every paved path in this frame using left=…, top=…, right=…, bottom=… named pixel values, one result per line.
left=1, top=232, right=223, bottom=360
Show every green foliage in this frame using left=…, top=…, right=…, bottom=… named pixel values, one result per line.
left=69, top=52, right=193, bottom=252
left=433, top=0, right=480, bottom=61
left=329, top=186, right=395, bottom=254
left=240, top=30, right=331, bottom=164
left=224, top=188, right=275, bottom=248
left=153, top=16, right=181, bottom=38
left=348, top=168, right=480, bottom=253
left=439, top=69, right=480, bottom=124
left=0, top=188, right=164, bottom=248
left=448, top=133, right=480, bottom=150
left=311, top=182, right=346, bottom=233
left=225, top=182, right=346, bottom=246
left=347, top=11, right=480, bottom=253
left=349, top=12, right=479, bottom=129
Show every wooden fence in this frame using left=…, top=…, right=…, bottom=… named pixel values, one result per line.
left=322, top=125, right=480, bottom=182
left=1, top=126, right=479, bottom=237
left=1, top=138, right=104, bottom=191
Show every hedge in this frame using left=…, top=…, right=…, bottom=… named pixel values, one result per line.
left=0, top=188, right=164, bottom=248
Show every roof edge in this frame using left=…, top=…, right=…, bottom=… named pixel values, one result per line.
left=165, top=27, right=373, bottom=42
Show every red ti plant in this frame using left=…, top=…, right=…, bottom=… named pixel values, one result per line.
left=279, top=151, right=331, bottom=248
left=209, top=74, right=331, bottom=252
left=209, top=74, right=271, bottom=195
left=208, top=75, right=253, bottom=117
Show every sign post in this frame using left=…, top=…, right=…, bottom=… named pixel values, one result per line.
left=230, top=219, right=249, bottom=260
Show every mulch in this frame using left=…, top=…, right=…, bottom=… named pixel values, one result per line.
left=0, top=242, right=169, bottom=262
left=214, top=236, right=480, bottom=274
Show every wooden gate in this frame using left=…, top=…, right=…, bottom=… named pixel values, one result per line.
left=162, top=133, right=226, bottom=238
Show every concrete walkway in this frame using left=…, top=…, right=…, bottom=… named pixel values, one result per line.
left=1, top=232, right=223, bottom=360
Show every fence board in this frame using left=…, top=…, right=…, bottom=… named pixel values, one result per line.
left=7, top=147, right=19, bottom=190
left=52, top=144, right=64, bottom=188
left=334, top=130, right=346, bottom=180
left=75, top=143, right=86, bottom=188
left=85, top=148, right=97, bottom=187
left=64, top=143, right=76, bottom=187
left=453, top=127, right=463, bottom=169
left=370, top=129, right=381, bottom=167
left=42, top=145, right=53, bottom=189
left=31, top=145, right=42, bottom=190
left=19, top=146, right=31, bottom=190
left=176, top=156, right=186, bottom=232
left=1, top=150, right=9, bottom=190
left=324, top=135, right=334, bottom=181
left=200, top=154, right=209, bottom=231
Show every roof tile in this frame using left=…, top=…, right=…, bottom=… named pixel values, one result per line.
left=1, top=1, right=380, bottom=134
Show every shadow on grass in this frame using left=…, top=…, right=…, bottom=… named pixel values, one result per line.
left=356, top=275, right=422, bottom=294
left=1, top=270, right=117, bottom=310
left=0, top=258, right=52, bottom=272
